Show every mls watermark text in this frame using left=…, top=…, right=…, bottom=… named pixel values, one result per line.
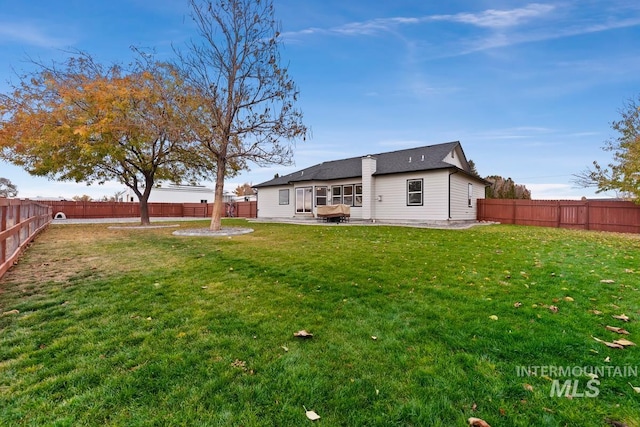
left=515, top=365, right=638, bottom=398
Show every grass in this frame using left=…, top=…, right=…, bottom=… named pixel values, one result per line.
left=1, top=220, right=639, bottom=426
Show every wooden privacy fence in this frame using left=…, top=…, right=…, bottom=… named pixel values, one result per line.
left=41, top=200, right=257, bottom=219
left=1, top=198, right=52, bottom=279
left=478, top=199, right=640, bottom=233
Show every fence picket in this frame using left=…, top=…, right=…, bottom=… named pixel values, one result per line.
left=0, top=199, right=52, bottom=279
left=478, top=199, right=640, bottom=233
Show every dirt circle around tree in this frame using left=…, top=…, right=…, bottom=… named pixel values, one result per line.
left=108, top=224, right=181, bottom=230
left=172, top=227, right=254, bottom=237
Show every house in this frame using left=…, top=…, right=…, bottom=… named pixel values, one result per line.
left=123, top=183, right=214, bottom=203
left=253, top=141, right=489, bottom=223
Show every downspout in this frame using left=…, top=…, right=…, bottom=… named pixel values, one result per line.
left=448, top=169, right=459, bottom=220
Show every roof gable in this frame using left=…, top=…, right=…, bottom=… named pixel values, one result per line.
left=255, top=141, right=470, bottom=187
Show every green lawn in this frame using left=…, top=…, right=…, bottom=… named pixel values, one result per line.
left=1, top=220, right=639, bottom=426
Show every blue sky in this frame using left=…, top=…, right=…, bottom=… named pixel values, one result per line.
left=1, top=0, right=639, bottom=199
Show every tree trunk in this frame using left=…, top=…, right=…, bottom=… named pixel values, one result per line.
left=139, top=197, right=151, bottom=226
left=138, top=176, right=154, bottom=226
left=210, top=157, right=227, bottom=231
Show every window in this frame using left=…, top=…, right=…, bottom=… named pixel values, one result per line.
left=327, top=184, right=363, bottom=206
left=343, top=185, right=353, bottom=206
left=331, top=186, right=342, bottom=205
left=354, top=184, right=363, bottom=207
left=407, top=179, right=423, bottom=206
left=279, top=189, right=289, bottom=205
left=468, top=183, right=473, bottom=207
left=200, top=199, right=208, bottom=204
left=296, top=187, right=313, bottom=213
left=316, top=186, right=327, bottom=206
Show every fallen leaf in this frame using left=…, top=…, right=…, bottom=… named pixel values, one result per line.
left=613, top=314, right=630, bottom=322
left=628, top=382, right=640, bottom=393
left=281, top=346, right=289, bottom=352
left=523, top=383, right=533, bottom=391
left=593, top=336, right=625, bottom=349
left=549, top=305, right=559, bottom=313
left=513, top=302, right=522, bottom=308
left=294, top=330, right=313, bottom=338
left=231, top=359, right=247, bottom=369
left=1, top=309, right=19, bottom=316
left=606, top=326, right=630, bottom=335
left=304, top=406, right=320, bottom=421
left=601, top=279, right=615, bottom=283
left=613, top=339, right=636, bottom=347
left=489, top=315, right=498, bottom=320
left=604, top=356, right=611, bottom=362
left=605, top=342, right=624, bottom=349
left=468, top=417, right=491, bottom=427
left=564, top=296, right=574, bottom=302
left=591, top=310, right=603, bottom=315
left=371, top=336, right=378, bottom=340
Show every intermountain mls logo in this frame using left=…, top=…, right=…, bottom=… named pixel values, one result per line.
left=516, top=365, right=638, bottom=398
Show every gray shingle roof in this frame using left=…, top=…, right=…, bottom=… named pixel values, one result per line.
left=254, top=141, right=467, bottom=188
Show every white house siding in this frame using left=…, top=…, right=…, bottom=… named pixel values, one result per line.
left=361, top=156, right=376, bottom=220
left=125, top=185, right=214, bottom=203
left=258, top=180, right=366, bottom=219
left=256, top=186, right=296, bottom=217
left=442, top=146, right=464, bottom=168
left=449, top=173, right=486, bottom=220
left=372, top=170, right=450, bottom=221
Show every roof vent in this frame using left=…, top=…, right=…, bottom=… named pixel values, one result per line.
left=421, top=155, right=425, bottom=161
left=301, top=171, right=304, bottom=176
left=408, top=156, right=412, bottom=163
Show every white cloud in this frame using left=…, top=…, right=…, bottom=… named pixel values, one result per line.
left=282, top=3, right=640, bottom=57
left=464, top=16, right=640, bottom=54
left=437, top=3, right=555, bottom=29
left=0, top=21, right=71, bottom=48
left=524, top=183, right=584, bottom=200
left=282, top=3, right=556, bottom=40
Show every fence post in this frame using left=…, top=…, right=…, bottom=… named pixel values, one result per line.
left=585, top=201, right=590, bottom=230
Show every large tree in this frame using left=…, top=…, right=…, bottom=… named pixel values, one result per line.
left=573, top=96, right=640, bottom=201
left=0, top=51, right=208, bottom=224
left=177, top=0, right=308, bottom=231
left=234, top=182, right=256, bottom=197
left=0, top=177, right=18, bottom=198
left=485, top=175, right=531, bottom=199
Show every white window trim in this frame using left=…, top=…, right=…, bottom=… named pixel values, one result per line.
left=407, top=179, right=423, bottom=206
left=279, top=189, right=289, bottom=205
